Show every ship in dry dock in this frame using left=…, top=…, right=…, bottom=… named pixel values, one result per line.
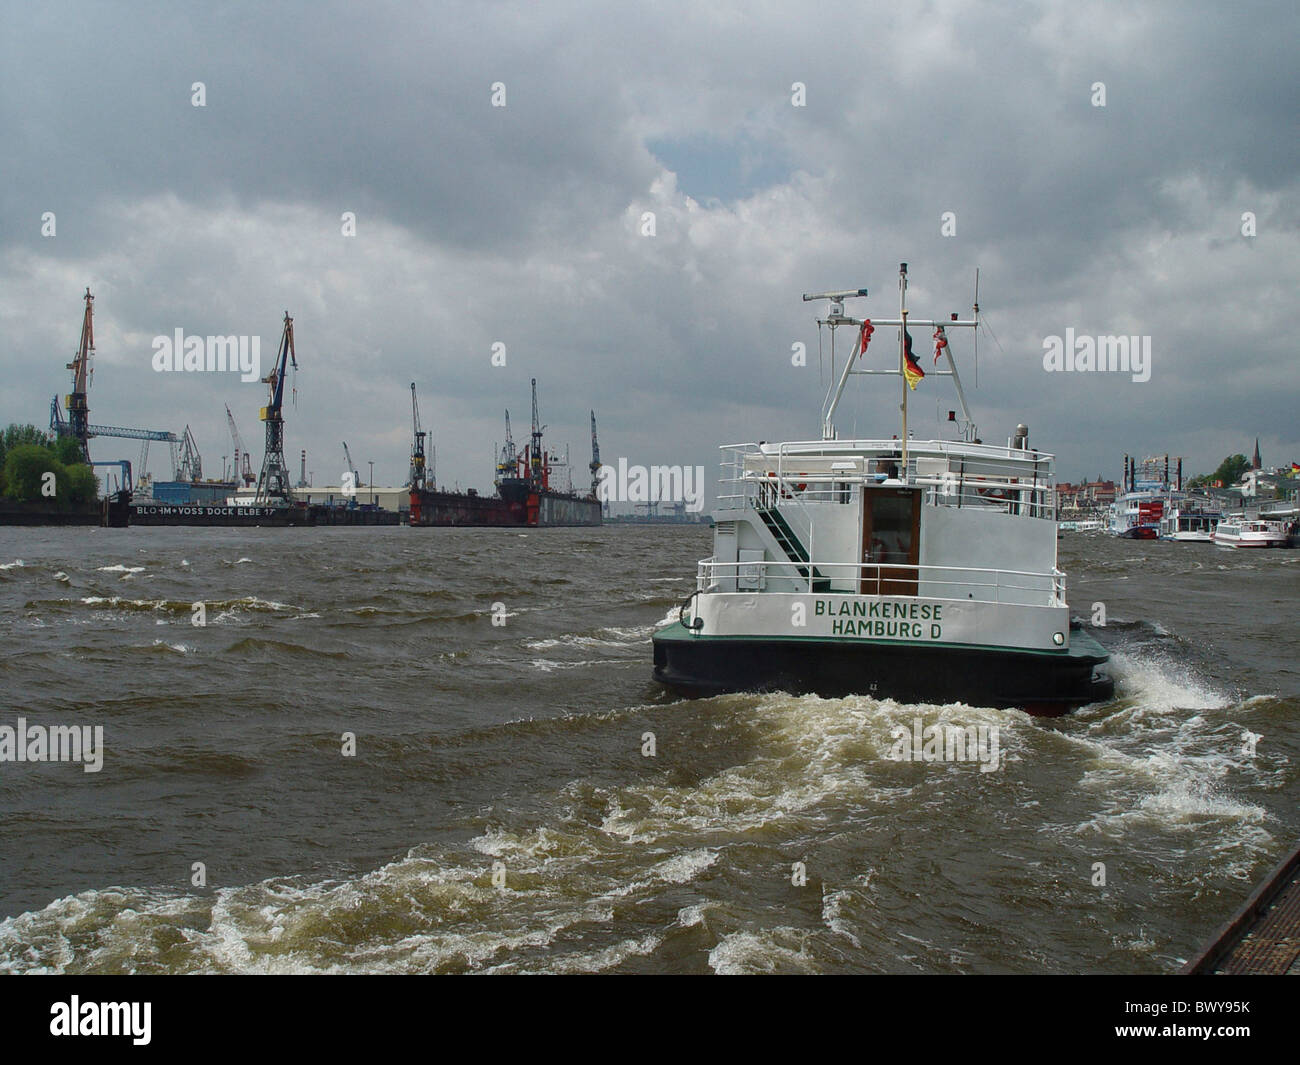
left=408, top=378, right=601, bottom=528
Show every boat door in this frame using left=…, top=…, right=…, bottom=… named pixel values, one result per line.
left=861, top=487, right=921, bottom=595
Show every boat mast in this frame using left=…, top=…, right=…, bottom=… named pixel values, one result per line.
left=807, top=269, right=980, bottom=443
left=898, top=262, right=909, bottom=473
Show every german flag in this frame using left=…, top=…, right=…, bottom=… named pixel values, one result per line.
left=902, top=329, right=925, bottom=390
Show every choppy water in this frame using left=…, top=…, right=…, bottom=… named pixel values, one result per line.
left=0, top=526, right=1295, bottom=973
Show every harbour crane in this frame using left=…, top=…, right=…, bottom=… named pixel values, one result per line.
left=50, top=398, right=178, bottom=484
left=495, top=410, right=517, bottom=485
left=254, top=311, right=298, bottom=504
left=50, top=290, right=181, bottom=486
left=58, top=288, right=96, bottom=463
left=409, top=382, right=427, bottom=492
left=589, top=410, right=602, bottom=503
left=225, top=405, right=256, bottom=486
left=342, top=440, right=360, bottom=489
left=529, top=378, right=546, bottom=486
left=176, top=426, right=202, bottom=482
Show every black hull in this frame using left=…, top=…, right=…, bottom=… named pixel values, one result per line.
left=652, top=623, right=1114, bottom=716
left=129, top=504, right=399, bottom=526
left=1, top=499, right=129, bottom=526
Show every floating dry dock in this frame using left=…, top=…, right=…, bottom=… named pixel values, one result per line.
left=1181, top=839, right=1300, bottom=974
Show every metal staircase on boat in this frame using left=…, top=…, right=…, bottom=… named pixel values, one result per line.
left=755, top=504, right=831, bottom=591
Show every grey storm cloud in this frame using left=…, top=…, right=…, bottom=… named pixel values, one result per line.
left=1, top=0, right=1297, bottom=496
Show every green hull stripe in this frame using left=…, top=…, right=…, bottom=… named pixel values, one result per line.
left=654, top=620, right=1109, bottom=661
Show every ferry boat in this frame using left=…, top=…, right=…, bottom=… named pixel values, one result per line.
left=1108, top=491, right=1163, bottom=539
left=652, top=265, right=1114, bottom=716
left=1158, top=502, right=1221, bottom=542
left=1213, top=518, right=1290, bottom=548
left=1260, top=496, right=1300, bottom=548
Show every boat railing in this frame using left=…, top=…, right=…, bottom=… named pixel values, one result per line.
left=717, top=442, right=1055, bottom=519
left=1260, top=499, right=1299, bottom=518
left=696, top=557, right=1065, bottom=607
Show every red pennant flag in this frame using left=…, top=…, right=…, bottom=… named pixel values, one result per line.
left=859, top=319, right=874, bottom=356
left=933, top=326, right=948, bottom=365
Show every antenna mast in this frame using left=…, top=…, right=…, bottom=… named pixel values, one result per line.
left=807, top=269, right=979, bottom=443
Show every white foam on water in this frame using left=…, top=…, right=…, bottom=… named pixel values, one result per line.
left=600, top=624, right=657, bottom=640
left=52, top=571, right=69, bottom=582
left=0, top=559, right=24, bottom=570
left=600, top=694, right=1017, bottom=844
left=96, top=565, right=145, bottom=574
left=0, top=888, right=204, bottom=975
left=676, top=903, right=712, bottom=928
left=648, top=848, right=718, bottom=885
left=1059, top=651, right=1271, bottom=844
left=708, top=927, right=818, bottom=974
left=821, top=886, right=863, bottom=948
left=471, top=825, right=600, bottom=862
left=523, top=630, right=648, bottom=652
left=1104, top=651, right=1231, bottom=717
left=496, top=931, right=664, bottom=974
left=529, top=658, right=610, bottom=672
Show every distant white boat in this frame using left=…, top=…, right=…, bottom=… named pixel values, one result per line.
left=1058, top=519, right=1104, bottom=532
left=1213, top=518, right=1289, bottom=548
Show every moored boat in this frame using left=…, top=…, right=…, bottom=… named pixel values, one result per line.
left=1108, top=490, right=1164, bottom=539
left=1213, top=518, right=1290, bottom=548
left=652, top=265, right=1114, bottom=715
left=1158, top=501, right=1221, bottom=541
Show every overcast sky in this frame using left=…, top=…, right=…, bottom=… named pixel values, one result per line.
left=2, top=0, right=1296, bottom=500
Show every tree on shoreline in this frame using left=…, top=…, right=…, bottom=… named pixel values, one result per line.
left=0, top=423, right=99, bottom=504
left=1187, top=453, right=1250, bottom=489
